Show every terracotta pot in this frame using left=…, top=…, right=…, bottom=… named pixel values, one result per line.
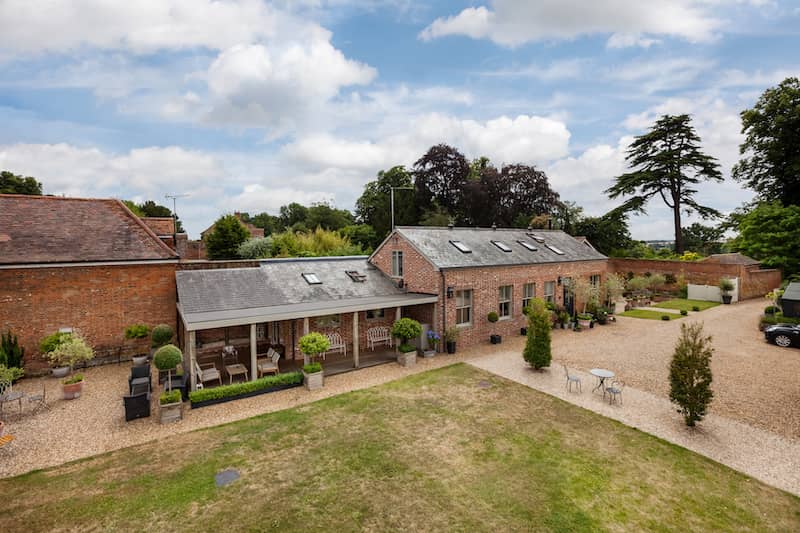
left=62, top=380, right=84, bottom=400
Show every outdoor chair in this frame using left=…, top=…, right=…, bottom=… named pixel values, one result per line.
left=128, top=365, right=152, bottom=395
left=604, top=380, right=624, bottom=405
left=0, top=379, right=24, bottom=416
left=563, top=365, right=581, bottom=393
left=27, top=383, right=50, bottom=413
left=257, top=348, right=281, bottom=378
left=194, top=360, right=222, bottom=389
left=324, top=332, right=346, bottom=360
left=367, top=326, right=392, bottom=351
left=123, top=392, right=151, bottom=422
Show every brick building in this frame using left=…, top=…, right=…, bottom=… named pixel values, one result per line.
left=0, top=194, right=179, bottom=369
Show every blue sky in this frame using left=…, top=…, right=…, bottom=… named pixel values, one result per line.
left=0, top=0, right=798, bottom=239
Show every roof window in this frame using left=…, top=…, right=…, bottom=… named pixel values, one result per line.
left=517, top=240, right=538, bottom=252
left=345, top=270, right=367, bottom=282
left=450, top=240, right=472, bottom=253
left=527, top=233, right=546, bottom=243
left=491, top=240, right=512, bottom=252
left=546, top=244, right=565, bottom=255
left=302, top=273, right=322, bottom=284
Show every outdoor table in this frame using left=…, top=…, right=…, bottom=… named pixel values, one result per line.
left=225, top=364, right=249, bottom=385
left=590, top=368, right=615, bottom=394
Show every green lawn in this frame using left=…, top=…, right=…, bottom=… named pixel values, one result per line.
left=653, top=299, right=721, bottom=312
left=620, top=309, right=683, bottom=320
left=2, top=364, right=798, bottom=532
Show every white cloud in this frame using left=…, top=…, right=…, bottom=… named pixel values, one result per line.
left=420, top=0, right=724, bottom=47
left=479, top=59, right=587, bottom=80
left=607, top=57, right=717, bottom=93
left=228, top=184, right=332, bottom=213
left=718, top=67, right=800, bottom=88
left=548, top=137, right=632, bottom=189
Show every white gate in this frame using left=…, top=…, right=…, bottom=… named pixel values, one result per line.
left=687, top=277, right=739, bottom=303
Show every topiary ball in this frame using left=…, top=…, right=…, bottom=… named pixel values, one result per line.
left=691, top=306, right=700, bottom=312
left=151, top=324, right=174, bottom=348
left=487, top=311, right=499, bottom=323
left=680, top=310, right=688, bottom=316
left=153, top=344, right=182, bottom=371
left=661, top=315, right=671, bottom=321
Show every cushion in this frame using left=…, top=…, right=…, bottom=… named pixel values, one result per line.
left=271, top=351, right=280, bottom=364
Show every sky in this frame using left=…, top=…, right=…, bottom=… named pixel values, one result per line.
left=0, top=0, right=798, bottom=239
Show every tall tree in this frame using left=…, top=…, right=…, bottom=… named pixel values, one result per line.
left=572, top=210, right=633, bottom=256
left=669, top=322, right=714, bottom=427
left=125, top=199, right=184, bottom=232
left=606, top=114, right=723, bottom=254
left=731, top=202, right=800, bottom=276
left=355, top=166, right=415, bottom=241
left=732, top=77, right=800, bottom=207
left=279, top=202, right=309, bottom=231
left=681, top=223, right=724, bottom=256
left=306, top=202, right=354, bottom=231
left=205, top=214, right=250, bottom=260
left=0, top=170, right=42, bottom=195
left=413, top=144, right=470, bottom=223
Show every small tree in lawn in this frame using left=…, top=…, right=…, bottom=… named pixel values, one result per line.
left=299, top=332, right=329, bottom=366
left=392, top=318, right=422, bottom=353
left=669, top=322, right=714, bottom=427
left=154, top=344, right=183, bottom=393
left=523, top=298, right=551, bottom=370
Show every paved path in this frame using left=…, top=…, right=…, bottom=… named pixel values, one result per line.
left=468, top=351, right=800, bottom=497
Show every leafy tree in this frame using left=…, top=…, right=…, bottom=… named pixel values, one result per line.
left=122, top=200, right=145, bottom=216
left=125, top=199, right=183, bottom=232
left=340, top=224, right=377, bottom=252
left=732, top=77, right=800, bottom=206
left=523, top=298, right=551, bottom=369
left=299, top=332, right=330, bottom=365
left=418, top=204, right=452, bottom=226
left=0, top=170, right=42, bottom=195
left=153, top=344, right=183, bottom=392
left=239, top=212, right=281, bottom=235
left=606, top=114, right=723, bottom=254
left=279, top=202, right=309, bottom=229
left=730, top=202, right=800, bottom=275
left=205, top=214, right=250, bottom=259
left=681, top=223, right=724, bottom=256
left=572, top=210, right=633, bottom=256
left=669, top=322, right=714, bottom=427
left=550, top=200, right=581, bottom=234
left=237, top=237, right=273, bottom=259
left=306, top=202, right=354, bottom=231
left=355, top=166, right=416, bottom=242
left=414, top=144, right=470, bottom=223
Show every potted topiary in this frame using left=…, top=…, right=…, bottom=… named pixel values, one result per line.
left=424, top=330, right=440, bottom=357
left=558, top=311, right=570, bottom=330
left=719, top=278, right=735, bottom=304
left=40, top=331, right=73, bottom=378
left=487, top=311, right=501, bottom=344
left=47, top=333, right=94, bottom=398
left=154, top=344, right=183, bottom=423
left=392, top=318, right=422, bottom=367
left=576, top=313, right=593, bottom=329
left=444, top=326, right=459, bottom=354
left=62, top=373, right=84, bottom=399
left=299, top=332, right=329, bottom=390
left=124, top=324, right=150, bottom=366
left=150, top=324, right=174, bottom=357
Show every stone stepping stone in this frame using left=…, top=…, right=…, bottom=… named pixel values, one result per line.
left=215, top=468, right=240, bottom=487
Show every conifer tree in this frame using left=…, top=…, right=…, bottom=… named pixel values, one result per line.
left=669, top=322, right=714, bottom=427
left=523, top=298, right=551, bottom=370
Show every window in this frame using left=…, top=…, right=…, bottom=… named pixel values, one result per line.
left=518, top=240, right=538, bottom=251
left=491, top=240, right=512, bottom=252
left=544, top=281, right=555, bottom=304
left=391, top=251, right=403, bottom=277
left=315, top=314, right=341, bottom=328
left=450, top=240, right=472, bottom=253
left=270, top=322, right=281, bottom=344
left=256, top=324, right=266, bottom=341
left=302, top=273, right=321, bottom=284
left=346, top=270, right=367, bottom=282
left=455, top=289, right=472, bottom=326
left=590, top=274, right=601, bottom=288
left=522, top=283, right=535, bottom=309
left=527, top=233, right=546, bottom=243
left=366, top=308, right=385, bottom=320
left=498, top=285, right=512, bottom=318
left=546, top=244, right=565, bottom=255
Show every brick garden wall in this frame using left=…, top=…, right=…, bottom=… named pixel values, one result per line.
left=0, top=263, right=177, bottom=371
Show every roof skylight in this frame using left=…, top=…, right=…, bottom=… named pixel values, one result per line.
left=450, top=240, right=472, bottom=253
left=527, top=233, right=546, bottom=243
left=302, top=273, right=322, bottom=284
left=345, top=270, right=367, bottom=282
left=518, top=240, right=538, bottom=252
left=546, top=244, right=565, bottom=255
left=491, top=240, right=512, bottom=252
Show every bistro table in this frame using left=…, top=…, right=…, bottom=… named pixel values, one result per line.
left=225, top=363, right=249, bottom=385
left=590, top=368, right=615, bottom=394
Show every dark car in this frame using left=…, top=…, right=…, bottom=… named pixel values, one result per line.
left=764, top=323, right=800, bottom=348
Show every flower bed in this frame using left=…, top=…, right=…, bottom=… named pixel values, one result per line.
left=189, top=371, right=303, bottom=408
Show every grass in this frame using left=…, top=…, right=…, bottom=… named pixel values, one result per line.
left=2, top=364, right=798, bottom=532
left=620, top=309, right=683, bottom=320
left=653, top=299, right=721, bottom=312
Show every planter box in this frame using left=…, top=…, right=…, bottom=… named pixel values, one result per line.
left=62, top=380, right=83, bottom=400
left=445, top=341, right=456, bottom=354
left=520, top=327, right=527, bottom=336
left=303, top=370, right=324, bottom=391
left=190, top=382, right=302, bottom=409
left=722, top=294, right=733, bottom=304
left=422, top=350, right=436, bottom=358
left=397, top=350, right=416, bottom=368
left=490, top=334, right=502, bottom=344
left=159, top=401, right=182, bottom=424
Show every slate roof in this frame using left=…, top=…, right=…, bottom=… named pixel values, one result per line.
left=176, top=256, right=437, bottom=328
left=0, top=194, right=178, bottom=265
left=390, top=227, right=606, bottom=269
left=700, top=253, right=760, bottom=266
left=783, top=282, right=800, bottom=302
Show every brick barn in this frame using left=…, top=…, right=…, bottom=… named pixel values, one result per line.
left=0, top=194, right=179, bottom=370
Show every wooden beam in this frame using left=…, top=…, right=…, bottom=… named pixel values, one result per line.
left=188, top=330, right=197, bottom=391
left=250, top=323, right=258, bottom=382
left=352, top=311, right=359, bottom=368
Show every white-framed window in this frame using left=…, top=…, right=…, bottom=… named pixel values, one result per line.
left=544, top=281, right=555, bottom=304
left=392, top=250, right=403, bottom=277
left=366, top=308, right=385, bottom=320
left=315, top=314, right=341, bottom=328
left=302, top=272, right=321, bottom=284
left=455, top=289, right=472, bottom=326
left=256, top=324, right=267, bottom=340
left=498, top=285, right=512, bottom=318
left=270, top=322, right=281, bottom=344
left=590, top=274, right=601, bottom=287
left=522, top=283, right=535, bottom=310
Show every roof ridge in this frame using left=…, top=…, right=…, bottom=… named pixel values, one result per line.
left=115, top=199, right=179, bottom=259
left=260, top=255, right=369, bottom=263
left=0, top=193, right=121, bottom=203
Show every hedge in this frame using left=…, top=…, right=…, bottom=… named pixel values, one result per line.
left=189, top=371, right=302, bottom=403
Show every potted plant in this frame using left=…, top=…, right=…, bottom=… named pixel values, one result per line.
left=40, top=331, right=73, bottom=378
left=150, top=324, right=174, bottom=357
left=487, top=311, right=501, bottom=344
left=558, top=311, right=570, bottom=330
left=299, top=332, right=329, bottom=390
left=154, top=344, right=183, bottom=423
left=159, top=389, right=182, bottom=424
left=576, top=313, right=593, bottom=329
left=48, top=333, right=94, bottom=398
left=124, top=324, right=150, bottom=365
left=392, top=318, right=422, bottom=367
left=719, top=278, right=735, bottom=304
left=444, top=326, right=459, bottom=354
left=424, top=330, right=440, bottom=357
left=61, top=373, right=84, bottom=399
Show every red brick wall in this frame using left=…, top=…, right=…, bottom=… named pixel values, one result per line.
left=741, top=267, right=782, bottom=299
left=370, top=234, right=440, bottom=295
left=0, top=263, right=177, bottom=370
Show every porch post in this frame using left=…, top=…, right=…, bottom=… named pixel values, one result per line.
left=431, top=303, right=439, bottom=352
left=188, top=330, right=197, bottom=391
left=394, top=306, right=402, bottom=351
left=302, top=318, right=310, bottom=366
left=352, top=311, right=359, bottom=368
left=250, top=323, right=258, bottom=381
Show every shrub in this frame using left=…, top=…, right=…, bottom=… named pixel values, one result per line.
left=63, top=373, right=84, bottom=385
left=669, top=322, right=714, bottom=427
left=764, top=305, right=780, bottom=315
left=487, top=311, right=499, bottom=323
left=678, top=285, right=689, bottom=299
left=398, top=343, right=416, bottom=353
left=189, top=371, right=303, bottom=403
left=299, top=332, right=330, bottom=360
left=444, top=326, right=460, bottom=343
left=160, top=390, right=182, bottom=405
left=237, top=236, right=273, bottom=259
left=0, top=330, right=24, bottom=369
left=151, top=324, right=174, bottom=348
left=391, top=318, right=422, bottom=344
left=691, top=305, right=700, bottom=312
left=665, top=273, right=677, bottom=285
left=626, top=276, right=650, bottom=293
left=303, top=362, right=322, bottom=374
left=124, top=324, right=150, bottom=339
left=40, top=331, right=72, bottom=355
left=47, top=334, right=94, bottom=368
left=523, top=298, right=551, bottom=370
left=719, top=278, right=735, bottom=294
left=661, top=315, right=671, bottom=321
left=0, top=364, right=24, bottom=383
left=153, top=344, right=182, bottom=371
left=577, top=313, right=593, bottom=321
left=680, top=310, right=688, bottom=316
